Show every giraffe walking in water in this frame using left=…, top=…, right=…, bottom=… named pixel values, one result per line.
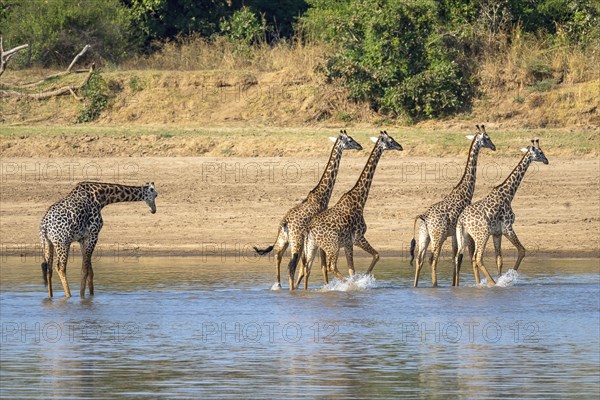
left=455, top=139, right=549, bottom=286
left=253, top=131, right=362, bottom=290
left=297, top=131, right=403, bottom=289
left=39, top=182, right=158, bottom=298
left=411, top=125, right=496, bottom=287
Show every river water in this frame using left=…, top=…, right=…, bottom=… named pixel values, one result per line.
left=1, top=256, right=598, bottom=398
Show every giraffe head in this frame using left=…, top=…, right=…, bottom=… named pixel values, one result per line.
left=370, top=130, right=403, bottom=151
left=329, top=129, right=363, bottom=151
left=466, top=124, right=496, bottom=151
left=521, top=139, right=549, bottom=164
left=142, top=182, right=158, bottom=214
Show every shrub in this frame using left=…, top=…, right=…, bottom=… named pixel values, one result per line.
left=77, top=71, right=109, bottom=123
left=1, top=0, right=133, bottom=67
left=304, top=0, right=476, bottom=120
left=220, top=6, right=266, bottom=49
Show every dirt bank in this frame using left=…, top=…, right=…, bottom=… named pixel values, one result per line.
left=1, top=155, right=598, bottom=265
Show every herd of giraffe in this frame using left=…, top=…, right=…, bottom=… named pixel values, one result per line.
left=254, top=126, right=548, bottom=291
left=38, top=126, right=548, bottom=298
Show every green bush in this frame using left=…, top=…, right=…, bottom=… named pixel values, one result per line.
left=305, top=0, right=476, bottom=120
left=386, top=60, right=475, bottom=118
left=1, top=0, right=133, bottom=67
left=220, top=6, right=266, bottom=48
left=77, top=71, right=109, bottom=123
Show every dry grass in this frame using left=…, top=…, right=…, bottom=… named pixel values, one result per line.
left=478, top=27, right=600, bottom=94
left=122, top=35, right=327, bottom=84
left=471, top=27, right=600, bottom=128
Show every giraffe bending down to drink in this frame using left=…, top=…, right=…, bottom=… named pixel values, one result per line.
left=455, top=140, right=549, bottom=286
left=297, top=131, right=403, bottom=289
left=39, top=182, right=158, bottom=298
left=410, top=125, right=496, bottom=287
left=253, top=131, right=362, bottom=290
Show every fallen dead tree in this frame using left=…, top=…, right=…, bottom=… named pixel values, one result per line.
left=0, top=38, right=94, bottom=101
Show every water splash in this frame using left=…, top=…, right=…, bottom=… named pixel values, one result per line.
left=322, top=273, right=377, bottom=292
left=478, top=269, right=519, bottom=288
left=497, top=269, right=519, bottom=286
left=270, top=282, right=282, bottom=291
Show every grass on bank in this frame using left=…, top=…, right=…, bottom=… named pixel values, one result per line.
left=1, top=125, right=597, bottom=157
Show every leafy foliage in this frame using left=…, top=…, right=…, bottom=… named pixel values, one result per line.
left=220, top=6, right=266, bottom=49
left=77, top=71, right=109, bottom=123
left=306, top=0, right=476, bottom=120
left=122, top=0, right=307, bottom=48
left=123, top=0, right=231, bottom=48
left=1, top=0, right=133, bottom=67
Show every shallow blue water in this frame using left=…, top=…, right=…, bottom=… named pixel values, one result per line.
left=1, top=257, right=599, bottom=399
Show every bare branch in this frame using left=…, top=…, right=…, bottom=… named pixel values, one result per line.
left=18, top=44, right=92, bottom=87
left=68, top=87, right=83, bottom=101
left=0, top=63, right=95, bottom=100
left=0, top=35, right=30, bottom=78
left=67, top=44, right=91, bottom=72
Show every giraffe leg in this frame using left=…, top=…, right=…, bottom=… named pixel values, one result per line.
left=467, top=236, right=479, bottom=284
left=504, top=226, right=526, bottom=271
left=475, top=237, right=495, bottom=287
left=345, top=246, right=355, bottom=278
left=274, top=242, right=288, bottom=288
left=296, top=245, right=310, bottom=291
left=327, top=250, right=346, bottom=282
left=80, top=243, right=89, bottom=298
left=44, top=240, right=54, bottom=298
left=295, top=253, right=308, bottom=289
left=451, top=234, right=459, bottom=287
left=80, top=237, right=98, bottom=297
left=298, top=239, right=318, bottom=289
left=413, top=228, right=430, bottom=287
left=453, top=232, right=479, bottom=286
left=55, top=245, right=71, bottom=298
left=320, top=249, right=328, bottom=285
left=429, top=240, right=443, bottom=288
left=355, top=236, right=379, bottom=275
left=88, top=263, right=94, bottom=295
left=287, top=241, right=304, bottom=291
left=492, top=234, right=503, bottom=275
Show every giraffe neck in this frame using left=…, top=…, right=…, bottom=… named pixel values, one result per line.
left=496, top=153, right=533, bottom=203
left=451, top=138, right=481, bottom=201
left=79, top=182, right=145, bottom=208
left=347, top=142, right=384, bottom=210
left=310, top=139, right=344, bottom=208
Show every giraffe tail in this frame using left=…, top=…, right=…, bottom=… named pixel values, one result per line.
left=254, top=223, right=287, bottom=256
left=253, top=245, right=274, bottom=255
left=39, top=228, right=48, bottom=286
left=409, top=215, right=424, bottom=265
left=42, top=262, right=48, bottom=286
left=288, top=232, right=304, bottom=279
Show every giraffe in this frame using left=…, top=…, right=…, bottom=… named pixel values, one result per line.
left=410, top=125, right=496, bottom=287
left=253, top=131, right=362, bottom=290
left=297, top=131, right=402, bottom=289
left=39, top=182, right=158, bottom=298
left=455, top=139, right=549, bottom=286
